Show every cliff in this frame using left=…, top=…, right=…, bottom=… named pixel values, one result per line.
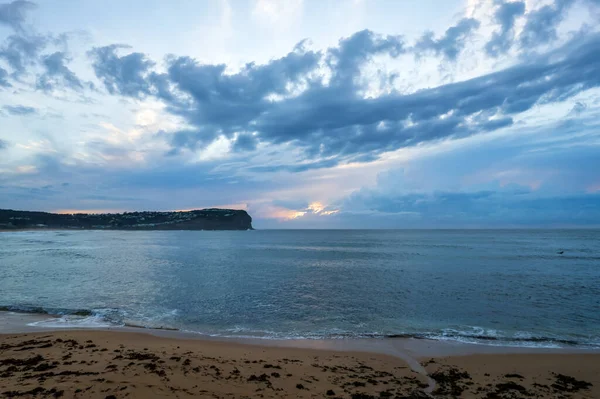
left=0, top=208, right=254, bottom=231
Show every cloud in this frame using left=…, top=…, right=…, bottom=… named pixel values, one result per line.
left=248, top=158, right=340, bottom=173
left=0, top=33, right=47, bottom=75
left=325, top=106, right=600, bottom=227
left=253, top=199, right=339, bottom=222
left=232, top=133, right=258, bottom=152
left=87, top=30, right=404, bottom=156
left=519, top=0, right=575, bottom=48
left=1, top=0, right=599, bottom=228
left=569, top=101, right=587, bottom=115
left=2, top=104, right=37, bottom=115
left=0, top=138, right=7, bottom=149
left=0, top=2, right=86, bottom=90
left=88, top=44, right=155, bottom=97
left=485, top=1, right=526, bottom=57
left=414, top=18, right=480, bottom=61
left=85, top=29, right=600, bottom=171
left=36, top=51, right=84, bottom=91
left=341, top=188, right=600, bottom=227
left=271, top=199, right=309, bottom=210
left=0, top=0, right=36, bottom=32
left=0, top=65, right=10, bottom=87
left=250, top=32, right=598, bottom=160
left=157, top=43, right=322, bottom=150
left=327, top=30, right=405, bottom=86
left=2, top=93, right=597, bottom=227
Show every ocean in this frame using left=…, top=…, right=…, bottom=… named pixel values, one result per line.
left=1, top=229, right=599, bottom=348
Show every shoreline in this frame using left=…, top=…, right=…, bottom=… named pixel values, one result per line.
left=1, top=329, right=599, bottom=398
left=3, top=311, right=599, bottom=359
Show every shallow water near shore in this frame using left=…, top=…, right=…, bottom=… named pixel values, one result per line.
left=1, top=229, right=599, bottom=348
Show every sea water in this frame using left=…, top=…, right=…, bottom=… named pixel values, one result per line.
left=0, top=229, right=598, bottom=348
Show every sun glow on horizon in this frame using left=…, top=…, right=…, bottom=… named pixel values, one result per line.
left=268, top=201, right=340, bottom=221
left=307, top=201, right=325, bottom=213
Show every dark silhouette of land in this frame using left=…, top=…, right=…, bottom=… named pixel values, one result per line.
left=0, top=209, right=253, bottom=231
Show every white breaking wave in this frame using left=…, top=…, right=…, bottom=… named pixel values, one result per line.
left=27, top=315, right=115, bottom=329
left=27, top=314, right=116, bottom=329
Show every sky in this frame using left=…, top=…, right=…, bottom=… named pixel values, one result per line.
left=0, top=0, right=599, bottom=228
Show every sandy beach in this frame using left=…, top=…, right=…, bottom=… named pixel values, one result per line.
left=1, top=329, right=598, bottom=398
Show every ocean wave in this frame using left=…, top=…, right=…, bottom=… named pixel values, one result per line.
left=182, top=328, right=600, bottom=348
left=27, top=315, right=114, bottom=328
left=2, top=306, right=598, bottom=348
left=420, top=327, right=598, bottom=348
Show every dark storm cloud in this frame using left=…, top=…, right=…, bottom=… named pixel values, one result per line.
left=485, top=1, right=526, bottom=56
left=36, top=51, right=83, bottom=91
left=415, top=18, right=480, bottom=60
left=2, top=104, right=37, bottom=115
left=0, top=0, right=36, bottom=32
left=520, top=0, right=575, bottom=48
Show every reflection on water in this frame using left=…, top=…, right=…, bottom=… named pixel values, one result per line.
left=0, top=229, right=599, bottom=347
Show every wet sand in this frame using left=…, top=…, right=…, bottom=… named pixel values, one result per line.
left=1, top=329, right=598, bottom=398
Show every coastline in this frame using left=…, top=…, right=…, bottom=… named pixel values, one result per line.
left=2, top=312, right=599, bottom=398
left=3, top=311, right=599, bottom=358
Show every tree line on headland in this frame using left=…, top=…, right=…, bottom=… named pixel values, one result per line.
left=0, top=209, right=254, bottom=231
